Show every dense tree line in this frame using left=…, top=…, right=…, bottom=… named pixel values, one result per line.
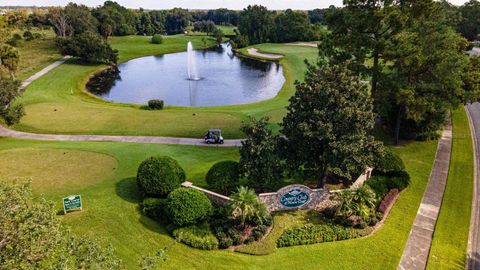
left=236, top=5, right=322, bottom=46
left=320, top=0, right=480, bottom=143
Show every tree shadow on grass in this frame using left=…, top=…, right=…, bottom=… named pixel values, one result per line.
left=115, top=177, right=142, bottom=204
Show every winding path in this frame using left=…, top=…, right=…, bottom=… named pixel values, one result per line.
left=3, top=56, right=242, bottom=147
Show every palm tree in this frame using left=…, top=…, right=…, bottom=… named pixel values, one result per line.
left=229, top=186, right=269, bottom=228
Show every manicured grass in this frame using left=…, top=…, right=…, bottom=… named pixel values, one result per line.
left=0, top=137, right=437, bottom=269
left=14, top=38, right=317, bottom=138
left=217, top=25, right=237, bottom=35
left=427, top=108, right=473, bottom=269
left=236, top=210, right=323, bottom=255
left=13, top=28, right=62, bottom=81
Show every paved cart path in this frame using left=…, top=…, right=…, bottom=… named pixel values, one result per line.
left=2, top=55, right=242, bottom=147
left=398, top=120, right=452, bottom=270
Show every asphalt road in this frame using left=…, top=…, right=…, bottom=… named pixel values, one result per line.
left=465, top=103, right=480, bottom=270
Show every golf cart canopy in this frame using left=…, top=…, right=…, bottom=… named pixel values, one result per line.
left=208, top=129, right=222, bottom=133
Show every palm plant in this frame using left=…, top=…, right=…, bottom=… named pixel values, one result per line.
left=229, top=186, right=270, bottom=228
left=331, top=189, right=356, bottom=217
left=331, top=185, right=377, bottom=220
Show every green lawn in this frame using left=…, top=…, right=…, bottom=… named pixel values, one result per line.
left=427, top=108, right=473, bottom=269
left=0, top=137, right=437, bottom=269
left=13, top=37, right=317, bottom=138
left=13, top=28, right=62, bottom=81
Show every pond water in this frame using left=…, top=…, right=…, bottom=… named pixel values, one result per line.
left=87, top=43, right=285, bottom=107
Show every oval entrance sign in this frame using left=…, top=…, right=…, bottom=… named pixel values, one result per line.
left=279, top=188, right=310, bottom=208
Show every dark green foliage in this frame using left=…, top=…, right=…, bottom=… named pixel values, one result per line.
left=458, top=0, right=480, bottom=40
left=271, top=9, right=319, bottom=43
left=148, top=99, right=164, bottom=109
left=193, top=20, right=216, bottom=35
left=136, top=156, right=185, bottom=198
left=92, top=1, right=138, bottom=36
left=64, top=3, right=99, bottom=35
left=164, top=8, right=191, bottom=35
left=151, top=34, right=163, bottom=44
left=0, top=79, right=24, bottom=125
left=166, top=188, right=212, bottom=227
left=205, top=161, right=239, bottom=195
left=239, top=118, right=283, bottom=192
left=281, top=62, right=382, bottom=186
left=172, top=223, right=218, bottom=250
left=238, top=5, right=274, bottom=45
left=374, top=148, right=405, bottom=174
left=141, top=197, right=168, bottom=221
left=308, top=8, right=327, bottom=25
left=57, top=31, right=118, bottom=64
left=22, top=31, right=33, bottom=41
left=366, top=173, right=410, bottom=198
left=277, top=224, right=360, bottom=247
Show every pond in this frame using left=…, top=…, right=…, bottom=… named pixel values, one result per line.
left=87, top=43, right=285, bottom=107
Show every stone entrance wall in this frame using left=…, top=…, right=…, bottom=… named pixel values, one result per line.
left=258, top=184, right=330, bottom=212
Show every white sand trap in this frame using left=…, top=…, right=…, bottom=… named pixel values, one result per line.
left=247, top=48, right=283, bottom=59
left=285, top=42, right=319, bottom=48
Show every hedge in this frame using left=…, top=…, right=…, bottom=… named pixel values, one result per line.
left=148, top=99, right=164, bottom=110
left=172, top=224, right=218, bottom=250
left=374, top=148, right=405, bottom=174
left=136, top=156, right=185, bottom=198
left=166, top=188, right=212, bottom=226
left=277, top=224, right=360, bottom=247
left=205, top=161, right=240, bottom=195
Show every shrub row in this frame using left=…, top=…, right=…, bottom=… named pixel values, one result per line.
left=277, top=224, right=359, bottom=248
left=172, top=224, right=219, bottom=250
left=366, top=172, right=410, bottom=199
left=378, top=189, right=399, bottom=214
left=148, top=99, right=164, bottom=110
left=212, top=224, right=269, bottom=249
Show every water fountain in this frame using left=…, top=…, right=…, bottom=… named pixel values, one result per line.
left=187, top=42, right=200, bottom=80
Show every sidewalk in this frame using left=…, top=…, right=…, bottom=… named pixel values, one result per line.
left=398, top=121, right=452, bottom=270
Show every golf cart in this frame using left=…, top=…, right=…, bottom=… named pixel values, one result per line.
left=204, top=129, right=224, bottom=144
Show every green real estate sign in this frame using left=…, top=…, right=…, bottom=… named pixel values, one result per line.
left=279, top=188, right=310, bottom=208
left=63, top=195, right=82, bottom=214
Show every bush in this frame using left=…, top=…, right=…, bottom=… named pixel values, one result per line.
left=148, top=99, right=164, bottom=110
left=13, top=33, right=22, bottom=40
left=56, top=31, right=118, bottom=64
left=276, top=224, right=360, bottom=248
left=205, top=161, right=240, bottom=195
left=227, top=228, right=243, bottom=245
left=166, top=188, right=212, bottom=226
left=23, top=31, right=34, bottom=41
left=33, top=33, right=43, bottom=39
left=366, top=171, right=410, bottom=198
left=151, top=34, right=163, bottom=44
left=141, top=197, right=168, bottom=221
left=6, top=37, right=21, bottom=47
left=136, top=156, right=186, bottom=198
left=172, top=224, right=218, bottom=250
left=378, top=189, right=399, bottom=214
left=374, top=148, right=405, bottom=174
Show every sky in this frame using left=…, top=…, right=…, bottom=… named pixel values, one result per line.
left=1, top=0, right=472, bottom=10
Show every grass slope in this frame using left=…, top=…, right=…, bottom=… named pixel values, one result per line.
left=427, top=108, right=473, bottom=269
left=0, top=137, right=437, bottom=269
left=13, top=37, right=317, bottom=138
left=13, top=29, right=62, bottom=81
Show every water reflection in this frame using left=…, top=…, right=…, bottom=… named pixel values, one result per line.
left=87, top=43, right=285, bottom=107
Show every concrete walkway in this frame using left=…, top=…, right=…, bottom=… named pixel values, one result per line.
left=398, top=120, right=452, bottom=270
left=21, top=56, right=71, bottom=88
left=0, top=125, right=242, bottom=147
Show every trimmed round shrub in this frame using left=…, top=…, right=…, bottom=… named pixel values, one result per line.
left=374, top=148, right=405, bottom=174
left=205, top=161, right=240, bottom=195
left=151, top=34, right=163, bottom=44
left=23, top=31, right=34, bottom=41
left=166, top=188, right=212, bottom=226
left=13, top=33, right=22, bottom=40
left=137, top=156, right=186, bottom=198
left=148, top=99, right=164, bottom=110
left=141, top=197, right=168, bottom=221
